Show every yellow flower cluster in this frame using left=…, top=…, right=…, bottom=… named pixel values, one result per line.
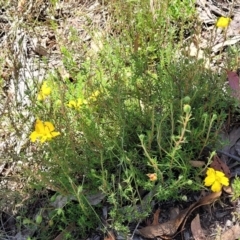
left=88, top=90, right=100, bottom=102
left=32, top=83, right=100, bottom=143
left=204, top=168, right=229, bottom=192
left=67, top=98, right=88, bottom=109
left=67, top=90, right=100, bottom=110
left=30, top=119, right=60, bottom=143
left=37, top=81, right=51, bottom=101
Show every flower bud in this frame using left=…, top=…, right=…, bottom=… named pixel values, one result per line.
left=183, top=104, right=191, bottom=113
left=202, top=113, right=208, bottom=119
left=212, top=114, right=217, bottom=121
left=54, top=99, right=62, bottom=106
left=48, top=219, right=54, bottom=226
left=178, top=175, right=183, bottom=180
left=181, top=195, right=188, bottom=201
left=183, top=96, right=191, bottom=104
left=36, top=215, right=42, bottom=224
left=187, top=180, right=193, bottom=185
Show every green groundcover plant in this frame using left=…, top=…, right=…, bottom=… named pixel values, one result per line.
left=10, top=0, right=237, bottom=238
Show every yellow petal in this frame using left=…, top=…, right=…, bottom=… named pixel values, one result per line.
left=89, top=90, right=100, bottom=101
left=211, top=181, right=222, bottom=192
left=220, top=176, right=229, bottom=186
left=37, top=93, right=44, bottom=101
left=45, top=131, right=53, bottom=139
left=37, top=82, right=51, bottom=101
left=204, top=175, right=215, bottom=186
left=67, top=100, right=77, bottom=108
left=77, top=98, right=84, bottom=107
left=40, top=135, right=48, bottom=143
left=215, top=171, right=225, bottom=178
left=30, top=131, right=38, bottom=142
left=35, top=120, right=45, bottom=133
left=215, top=171, right=229, bottom=186
left=51, top=131, right=60, bottom=138
left=206, top=168, right=215, bottom=176
left=44, top=122, right=55, bottom=132
left=42, top=86, right=51, bottom=95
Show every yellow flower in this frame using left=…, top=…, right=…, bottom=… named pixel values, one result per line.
left=147, top=173, right=157, bottom=182
left=204, top=168, right=229, bottom=192
left=88, top=90, right=100, bottom=102
left=67, top=98, right=88, bottom=109
left=67, top=100, right=78, bottom=108
left=216, top=17, right=231, bottom=28
left=30, top=119, right=60, bottom=143
left=37, top=81, right=51, bottom=101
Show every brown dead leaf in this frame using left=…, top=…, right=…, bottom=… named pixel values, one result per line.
left=216, top=224, right=240, bottom=240
left=169, top=207, right=179, bottom=220
left=223, top=185, right=233, bottom=194
left=190, top=160, right=205, bottom=167
left=227, top=71, right=240, bottom=92
left=146, top=208, right=160, bottom=226
left=152, top=208, right=160, bottom=226
left=210, top=155, right=231, bottom=178
left=33, top=45, right=48, bottom=57
left=221, top=127, right=240, bottom=163
left=227, top=70, right=240, bottom=100
left=191, top=214, right=206, bottom=240
left=180, top=191, right=222, bottom=233
left=138, top=208, right=190, bottom=239
left=137, top=191, right=222, bottom=239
